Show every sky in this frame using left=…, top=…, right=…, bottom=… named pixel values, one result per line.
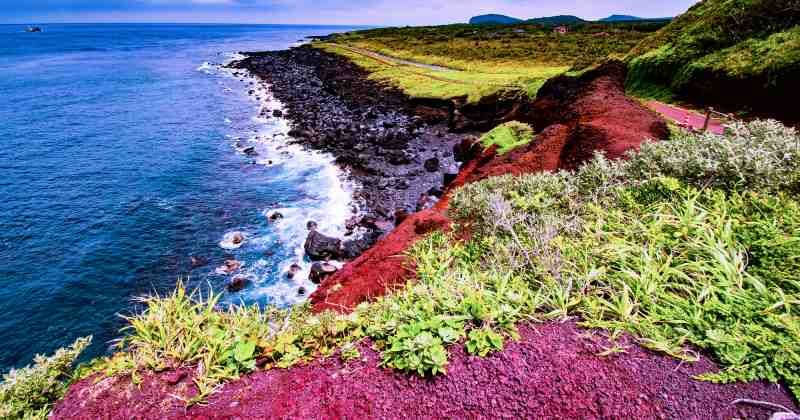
left=2, top=0, right=700, bottom=25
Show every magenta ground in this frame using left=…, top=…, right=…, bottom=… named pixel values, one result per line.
left=54, top=321, right=797, bottom=419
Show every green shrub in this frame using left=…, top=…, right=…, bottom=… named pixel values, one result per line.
left=0, top=337, right=91, bottom=419
left=627, top=120, right=800, bottom=193
left=568, top=181, right=800, bottom=395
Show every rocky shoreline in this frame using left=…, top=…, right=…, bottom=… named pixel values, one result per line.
left=229, top=46, right=470, bottom=261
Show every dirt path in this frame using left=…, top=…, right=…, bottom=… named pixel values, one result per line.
left=647, top=100, right=726, bottom=134
left=330, top=44, right=453, bottom=72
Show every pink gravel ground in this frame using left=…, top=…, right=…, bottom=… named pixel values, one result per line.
left=647, top=101, right=726, bottom=135
left=53, top=321, right=797, bottom=419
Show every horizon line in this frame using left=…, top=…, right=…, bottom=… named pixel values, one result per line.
left=0, top=22, right=377, bottom=26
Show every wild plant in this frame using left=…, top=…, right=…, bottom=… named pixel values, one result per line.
left=0, top=337, right=91, bottom=419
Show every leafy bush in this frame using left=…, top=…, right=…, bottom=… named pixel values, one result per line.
left=94, top=237, right=533, bottom=399
left=0, top=337, right=91, bottom=419
left=570, top=180, right=800, bottom=395
left=627, top=120, right=800, bottom=193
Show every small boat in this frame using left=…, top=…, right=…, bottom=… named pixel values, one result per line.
left=26, top=26, right=42, bottom=33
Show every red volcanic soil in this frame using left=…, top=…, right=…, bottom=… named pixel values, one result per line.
left=53, top=321, right=797, bottom=419
left=309, top=207, right=451, bottom=312
left=310, top=61, right=670, bottom=312
left=308, top=150, right=495, bottom=313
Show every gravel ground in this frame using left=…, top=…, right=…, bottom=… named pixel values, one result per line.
left=53, top=321, right=798, bottom=419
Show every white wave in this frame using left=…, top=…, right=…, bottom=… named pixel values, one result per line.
left=219, top=231, right=247, bottom=250
left=196, top=62, right=216, bottom=74
left=208, top=62, right=357, bottom=307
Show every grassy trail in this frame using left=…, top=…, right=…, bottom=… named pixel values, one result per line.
left=318, top=43, right=520, bottom=89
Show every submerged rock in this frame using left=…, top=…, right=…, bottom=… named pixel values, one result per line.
left=232, top=232, right=245, bottom=245
left=216, top=259, right=242, bottom=275
left=220, top=232, right=247, bottom=250
left=190, top=256, right=208, bottom=269
left=227, top=274, right=251, bottom=292
left=287, top=263, right=302, bottom=279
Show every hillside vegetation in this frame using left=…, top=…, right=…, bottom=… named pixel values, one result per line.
left=322, top=22, right=665, bottom=102
left=625, top=0, right=800, bottom=118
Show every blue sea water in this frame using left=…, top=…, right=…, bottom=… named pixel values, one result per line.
left=0, top=24, right=363, bottom=370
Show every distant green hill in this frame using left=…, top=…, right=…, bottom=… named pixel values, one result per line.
left=526, top=15, right=587, bottom=26
left=468, top=13, right=666, bottom=26
left=469, top=14, right=523, bottom=25
left=625, top=0, right=800, bottom=119
left=600, top=14, right=644, bottom=22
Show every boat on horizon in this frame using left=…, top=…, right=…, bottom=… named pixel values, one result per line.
left=26, top=26, right=42, bottom=33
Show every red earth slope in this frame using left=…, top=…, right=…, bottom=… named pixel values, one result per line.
left=310, top=61, right=669, bottom=312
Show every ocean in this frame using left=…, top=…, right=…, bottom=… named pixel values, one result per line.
left=0, top=24, right=362, bottom=370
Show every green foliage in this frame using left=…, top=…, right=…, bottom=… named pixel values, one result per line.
left=380, top=319, right=452, bottom=375
left=479, top=121, right=534, bottom=154
left=466, top=329, right=505, bottom=356
left=91, top=232, right=535, bottom=400
left=0, top=337, right=91, bottom=419
left=89, top=285, right=359, bottom=402
left=679, top=26, right=800, bottom=85
left=362, top=231, right=531, bottom=375
left=333, top=22, right=662, bottom=72
left=448, top=120, right=800, bottom=397
left=339, top=343, right=361, bottom=362
left=626, top=120, right=800, bottom=193
left=315, top=43, right=565, bottom=103
left=625, top=0, right=800, bottom=99
left=569, top=181, right=800, bottom=394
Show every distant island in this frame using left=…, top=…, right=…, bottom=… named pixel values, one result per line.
left=469, top=13, right=670, bottom=25
left=468, top=14, right=523, bottom=25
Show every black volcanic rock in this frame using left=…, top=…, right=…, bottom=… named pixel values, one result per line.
left=304, top=230, right=342, bottom=261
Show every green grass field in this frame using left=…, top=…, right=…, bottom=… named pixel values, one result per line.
left=317, top=21, right=665, bottom=102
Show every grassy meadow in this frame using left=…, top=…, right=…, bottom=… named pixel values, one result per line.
left=317, top=21, right=666, bottom=102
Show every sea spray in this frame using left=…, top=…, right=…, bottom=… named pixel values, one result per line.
left=208, top=57, right=357, bottom=307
